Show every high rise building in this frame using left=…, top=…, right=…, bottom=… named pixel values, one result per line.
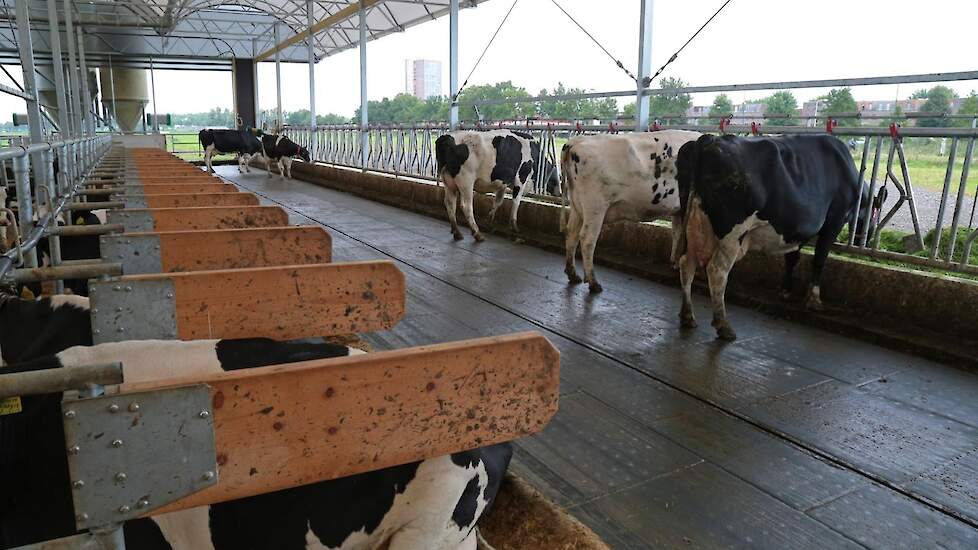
left=404, top=59, right=442, bottom=100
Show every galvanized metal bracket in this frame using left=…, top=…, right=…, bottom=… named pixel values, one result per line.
left=89, top=279, right=177, bottom=343
left=106, top=210, right=154, bottom=233
left=100, top=234, right=163, bottom=275
left=10, top=524, right=124, bottom=550
left=62, top=384, right=218, bottom=531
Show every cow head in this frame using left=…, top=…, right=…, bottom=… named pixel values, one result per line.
left=297, top=146, right=311, bottom=163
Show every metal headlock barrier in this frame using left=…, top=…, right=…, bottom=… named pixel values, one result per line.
left=280, top=70, right=978, bottom=276
left=0, top=146, right=560, bottom=550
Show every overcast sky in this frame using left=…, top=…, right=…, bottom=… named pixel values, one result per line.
left=2, top=0, right=977, bottom=122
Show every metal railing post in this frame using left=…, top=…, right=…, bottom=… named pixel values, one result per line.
left=42, top=146, right=64, bottom=293
left=12, top=151, right=38, bottom=268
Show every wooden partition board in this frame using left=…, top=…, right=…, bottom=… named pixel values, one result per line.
left=139, top=193, right=259, bottom=209
left=109, top=206, right=289, bottom=232
left=117, top=331, right=561, bottom=513
left=103, top=226, right=331, bottom=273
left=102, top=261, right=405, bottom=340
left=101, top=183, right=239, bottom=196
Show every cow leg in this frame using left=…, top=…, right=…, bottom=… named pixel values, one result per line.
left=265, top=155, right=272, bottom=177
left=488, top=188, right=505, bottom=223
left=204, top=146, right=215, bottom=173
left=277, top=159, right=285, bottom=180
left=678, top=251, right=698, bottom=328
left=564, top=205, right=584, bottom=285
left=284, top=157, right=294, bottom=179
left=806, top=232, right=835, bottom=311
left=580, top=208, right=607, bottom=293
left=443, top=183, right=464, bottom=241
left=781, top=249, right=801, bottom=299
left=236, top=154, right=245, bottom=173
left=510, top=183, right=529, bottom=233
left=669, top=213, right=684, bottom=267
left=458, top=184, right=484, bottom=242
left=243, top=154, right=252, bottom=173
left=706, top=241, right=738, bottom=341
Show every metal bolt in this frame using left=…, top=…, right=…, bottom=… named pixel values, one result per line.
left=128, top=402, right=140, bottom=412
left=93, top=329, right=101, bottom=335
left=115, top=472, right=127, bottom=482
left=111, top=439, right=123, bottom=448
left=198, top=410, right=210, bottom=419
left=64, top=410, right=76, bottom=419
left=118, top=505, right=131, bottom=514
left=72, top=480, right=85, bottom=489
left=67, top=445, right=80, bottom=455
left=124, top=285, right=132, bottom=292
left=76, top=513, right=88, bottom=523
left=116, top=306, right=123, bottom=312
left=165, top=292, right=174, bottom=299
left=92, top=308, right=99, bottom=314
left=137, top=499, right=150, bottom=509
left=112, top=285, right=121, bottom=291
left=108, top=404, right=120, bottom=413
left=201, top=471, right=215, bottom=481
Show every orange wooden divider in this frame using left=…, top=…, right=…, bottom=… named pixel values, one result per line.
left=123, top=332, right=560, bottom=513
left=115, top=206, right=288, bottom=231
left=140, top=193, right=258, bottom=208
left=126, top=183, right=239, bottom=194
left=122, top=261, right=404, bottom=340
left=150, top=226, right=331, bottom=271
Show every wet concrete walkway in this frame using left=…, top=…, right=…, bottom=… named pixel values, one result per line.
left=216, top=167, right=978, bottom=549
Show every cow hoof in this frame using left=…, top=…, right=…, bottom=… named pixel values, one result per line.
left=453, top=232, right=464, bottom=241
left=588, top=282, right=603, bottom=294
left=474, top=233, right=486, bottom=243
left=680, top=316, right=698, bottom=329
left=716, top=326, right=737, bottom=341
left=566, top=272, right=583, bottom=285
left=805, top=296, right=824, bottom=312
left=780, top=290, right=792, bottom=301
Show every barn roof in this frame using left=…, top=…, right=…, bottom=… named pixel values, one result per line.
left=0, top=0, right=488, bottom=69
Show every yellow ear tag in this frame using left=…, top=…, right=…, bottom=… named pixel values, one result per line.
left=75, top=216, right=86, bottom=225
left=19, top=286, right=35, bottom=300
left=0, top=396, right=22, bottom=416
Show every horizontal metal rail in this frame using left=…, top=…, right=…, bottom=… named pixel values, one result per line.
left=10, top=262, right=123, bottom=283
left=0, top=363, right=123, bottom=399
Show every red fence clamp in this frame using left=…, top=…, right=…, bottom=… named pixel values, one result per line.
left=825, top=118, right=838, bottom=134
left=575, top=122, right=583, bottom=133
left=750, top=121, right=761, bottom=136
left=889, top=122, right=902, bottom=141
left=719, top=116, right=731, bottom=134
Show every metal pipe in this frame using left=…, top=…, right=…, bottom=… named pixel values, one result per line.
left=48, top=222, right=123, bottom=237
left=108, top=56, right=118, bottom=131
left=10, top=261, right=122, bottom=283
left=15, top=0, right=48, bottom=191
left=274, top=23, right=282, bottom=129
left=859, top=136, right=884, bottom=248
left=307, top=0, right=317, bottom=157
left=945, top=137, right=975, bottom=263
left=359, top=2, right=368, bottom=170
left=12, top=153, right=38, bottom=268
left=930, top=138, right=959, bottom=259
left=42, top=147, right=65, bottom=293
left=76, top=28, right=94, bottom=135
left=635, top=0, right=653, bottom=131
left=448, top=0, right=459, bottom=129
left=150, top=57, right=159, bottom=133
left=0, top=362, right=123, bottom=399
left=46, top=0, right=71, bottom=138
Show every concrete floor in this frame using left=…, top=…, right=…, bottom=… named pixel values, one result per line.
left=217, top=167, right=978, bottom=550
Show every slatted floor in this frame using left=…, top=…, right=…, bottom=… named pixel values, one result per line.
left=216, top=166, right=978, bottom=549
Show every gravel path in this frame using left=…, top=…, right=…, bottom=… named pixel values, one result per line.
left=878, top=185, right=978, bottom=237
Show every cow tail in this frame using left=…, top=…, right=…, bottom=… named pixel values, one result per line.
left=558, top=146, right=572, bottom=233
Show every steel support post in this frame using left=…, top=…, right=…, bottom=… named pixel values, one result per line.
left=12, top=154, right=38, bottom=267
left=449, top=0, right=459, bottom=128
left=42, top=147, right=64, bottom=293
left=77, top=29, right=94, bottom=134
left=359, top=3, right=368, bottom=170
left=15, top=0, right=47, bottom=193
left=46, top=0, right=71, bottom=138
left=307, top=0, right=317, bottom=158
left=275, top=23, right=283, bottom=130
left=63, top=0, right=83, bottom=136
left=635, top=0, right=654, bottom=131
left=150, top=58, right=159, bottom=133
left=108, top=57, right=118, bottom=131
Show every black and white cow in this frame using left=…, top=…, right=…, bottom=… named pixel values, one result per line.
left=0, top=336, right=510, bottom=549
left=435, top=130, right=558, bottom=242
left=0, top=185, right=9, bottom=253
left=675, top=133, right=873, bottom=340
left=261, top=134, right=311, bottom=180
left=560, top=130, right=702, bottom=293
left=32, top=211, right=104, bottom=297
left=0, top=293, right=92, bottom=363
left=199, top=129, right=264, bottom=174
